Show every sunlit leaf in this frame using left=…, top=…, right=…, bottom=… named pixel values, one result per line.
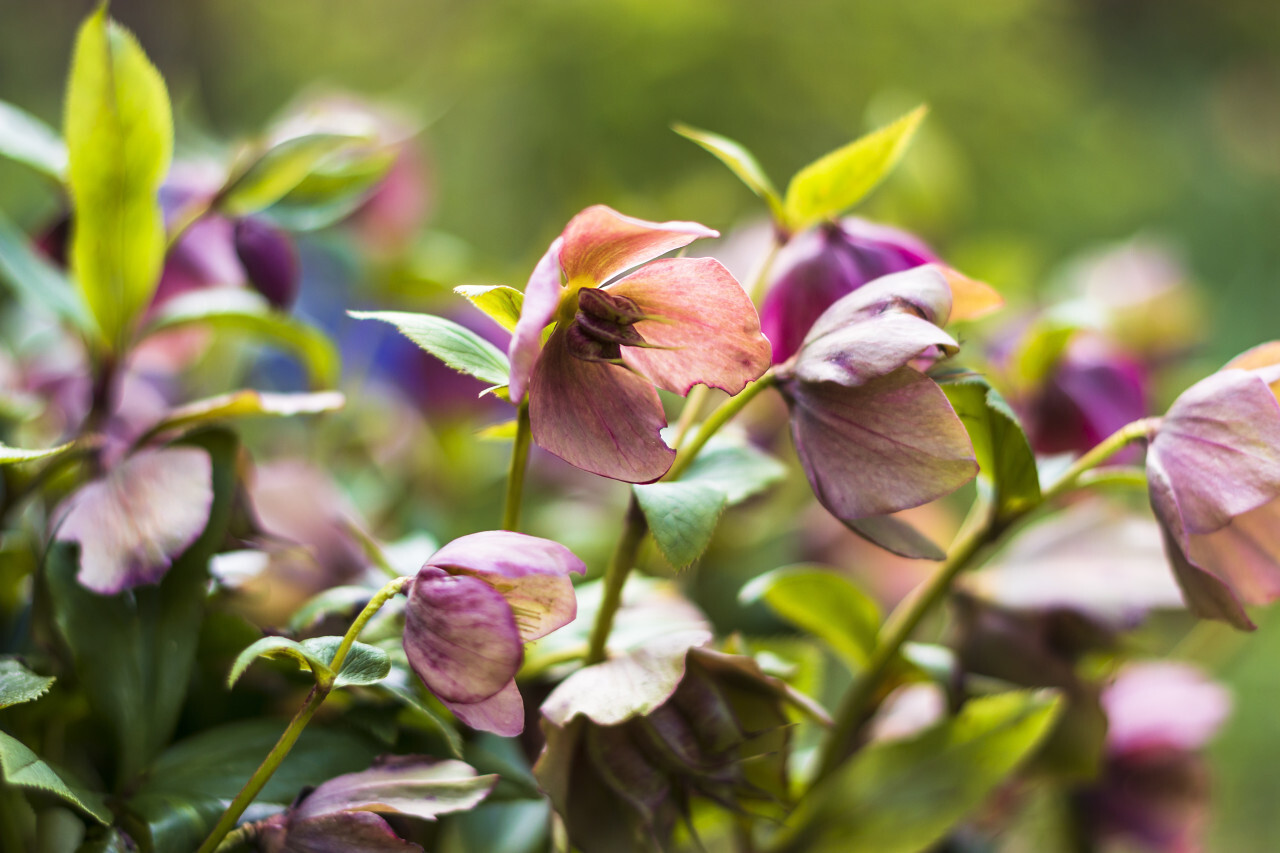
left=632, top=481, right=727, bottom=569
left=350, top=309, right=510, bottom=386
left=740, top=566, right=881, bottom=672
left=673, top=123, right=784, bottom=223
left=218, top=133, right=369, bottom=217
left=0, top=99, right=67, bottom=179
left=455, top=284, right=525, bottom=332
left=228, top=635, right=390, bottom=689
left=142, top=389, right=345, bottom=442
left=255, top=144, right=397, bottom=231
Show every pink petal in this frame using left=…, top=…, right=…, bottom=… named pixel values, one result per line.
left=426, top=531, right=585, bottom=642
left=507, top=236, right=565, bottom=403
left=529, top=327, right=674, bottom=483
left=403, top=569, right=522, bottom=704
left=296, top=757, right=495, bottom=821
left=1102, top=663, right=1231, bottom=754
left=609, top=257, right=770, bottom=396
left=792, top=311, right=957, bottom=387
left=1188, top=498, right=1280, bottom=607
left=558, top=205, right=716, bottom=285
left=801, top=264, right=954, bottom=346
left=57, top=447, right=214, bottom=594
left=440, top=679, right=526, bottom=736
left=785, top=367, right=977, bottom=519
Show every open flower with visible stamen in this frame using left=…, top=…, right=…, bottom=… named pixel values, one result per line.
left=508, top=205, right=771, bottom=483
left=402, top=531, right=586, bottom=736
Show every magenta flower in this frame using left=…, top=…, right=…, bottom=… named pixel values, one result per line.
left=774, top=265, right=978, bottom=553
left=508, top=205, right=771, bottom=483
left=761, top=218, right=939, bottom=363
left=1146, top=343, right=1280, bottom=629
left=402, top=531, right=586, bottom=736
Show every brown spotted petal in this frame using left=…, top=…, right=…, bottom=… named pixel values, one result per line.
left=56, top=446, right=214, bottom=594
left=559, top=205, right=716, bottom=285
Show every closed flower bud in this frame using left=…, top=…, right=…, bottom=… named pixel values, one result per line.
left=234, top=217, right=301, bottom=310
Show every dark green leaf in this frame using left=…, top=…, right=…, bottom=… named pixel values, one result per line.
left=0, top=731, right=111, bottom=825
left=226, top=635, right=334, bottom=688
left=47, top=429, right=237, bottom=785
left=632, top=481, right=727, bottom=569
left=739, top=566, right=880, bottom=672
left=454, top=284, right=524, bottom=333
left=943, top=376, right=1042, bottom=522
left=0, top=211, right=94, bottom=332
left=217, top=133, right=368, bottom=217
left=0, top=659, right=54, bottom=709
left=64, top=5, right=173, bottom=348
left=0, top=100, right=67, bottom=179
left=144, top=289, right=340, bottom=389
left=672, top=123, right=784, bottom=223
left=350, top=310, right=510, bottom=386
left=783, top=105, right=926, bottom=232
left=303, top=636, right=393, bottom=688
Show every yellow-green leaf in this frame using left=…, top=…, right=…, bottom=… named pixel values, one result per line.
left=673, top=123, right=785, bottom=224
left=455, top=284, right=525, bottom=332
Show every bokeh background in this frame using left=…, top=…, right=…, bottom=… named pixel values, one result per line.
left=2, top=0, right=1279, bottom=848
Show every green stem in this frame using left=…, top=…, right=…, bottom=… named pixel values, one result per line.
left=196, top=576, right=410, bottom=853
left=671, top=385, right=711, bottom=451
left=584, top=498, right=648, bottom=665
left=1041, top=417, right=1160, bottom=502
left=502, top=402, right=532, bottom=531
left=668, top=373, right=775, bottom=481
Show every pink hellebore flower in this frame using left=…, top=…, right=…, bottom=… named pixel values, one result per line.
left=1146, top=342, right=1280, bottom=630
left=508, top=205, right=771, bottom=483
left=402, top=531, right=586, bottom=736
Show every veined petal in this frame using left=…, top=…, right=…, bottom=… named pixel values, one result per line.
left=1188, top=498, right=1280, bottom=607
left=610, top=257, right=771, bottom=396
left=529, top=327, right=674, bottom=483
left=403, top=568, right=522, bottom=704
left=784, top=367, right=977, bottom=519
left=271, top=811, right=421, bottom=853
left=559, top=205, right=716, bottom=285
left=508, top=236, right=564, bottom=403
left=1148, top=369, right=1280, bottom=535
left=801, top=264, right=954, bottom=346
left=792, top=311, right=957, bottom=387
left=296, top=757, right=495, bottom=822
left=57, top=446, right=213, bottom=594
left=427, top=530, right=585, bottom=642
left=440, top=679, right=526, bottom=737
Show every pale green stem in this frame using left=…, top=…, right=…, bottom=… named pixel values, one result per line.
left=671, top=384, right=711, bottom=451
left=196, top=576, right=410, bottom=853
left=502, top=401, right=532, bottom=531
left=669, top=374, right=776, bottom=481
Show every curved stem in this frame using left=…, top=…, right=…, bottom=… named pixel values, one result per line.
left=584, top=498, right=648, bottom=665
left=196, top=576, right=410, bottom=853
left=502, top=401, right=532, bottom=531
left=1042, top=417, right=1159, bottom=501
left=668, top=373, right=775, bottom=482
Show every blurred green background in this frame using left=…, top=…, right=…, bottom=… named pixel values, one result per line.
left=2, top=0, right=1279, bottom=848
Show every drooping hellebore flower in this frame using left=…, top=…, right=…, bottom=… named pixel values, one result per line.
left=402, top=531, right=586, bottom=736
left=761, top=217, right=940, bottom=363
left=773, top=265, right=980, bottom=556
left=1146, top=343, right=1280, bottom=630
left=508, top=205, right=771, bottom=483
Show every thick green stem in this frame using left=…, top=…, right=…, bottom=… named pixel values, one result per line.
left=502, top=402, right=532, bottom=531
left=669, top=374, right=775, bottom=482
left=584, top=498, right=648, bottom=665
left=196, top=576, right=409, bottom=853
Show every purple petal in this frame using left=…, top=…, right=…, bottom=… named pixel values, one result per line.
left=792, top=311, right=957, bottom=387
left=440, top=679, right=526, bottom=737
left=801, top=264, right=954, bottom=347
left=1187, top=498, right=1280, bottom=607
left=559, top=205, right=716, bottom=285
left=507, top=236, right=564, bottom=403
left=1102, top=663, right=1231, bottom=755
left=296, top=756, right=496, bottom=822
left=57, top=447, right=214, bottom=594
left=760, top=228, right=871, bottom=364
left=784, top=367, right=977, bottom=520
left=1026, top=340, right=1149, bottom=456
left=1148, top=369, right=1280, bottom=536
left=426, top=530, right=585, bottom=642
left=403, top=568, right=522, bottom=704
left=608, top=257, right=771, bottom=396
left=529, top=327, right=674, bottom=483
left=234, top=218, right=300, bottom=310
left=273, top=811, right=422, bottom=853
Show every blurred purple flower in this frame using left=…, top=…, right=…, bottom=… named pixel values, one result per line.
left=1146, top=343, right=1280, bottom=629
left=402, top=531, right=586, bottom=736
left=234, top=218, right=300, bottom=310
left=509, top=205, right=771, bottom=483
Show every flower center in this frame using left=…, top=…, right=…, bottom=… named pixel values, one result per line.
left=564, top=288, right=649, bottom=363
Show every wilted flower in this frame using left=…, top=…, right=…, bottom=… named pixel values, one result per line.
left=508, top=205, right=771, bottom=483
left=774, top=265, right=979, bottom=554
left=761, top=218, right=939, bottom=363
left=402, top=531, right=586, bottom=736
left=1146, top=343, right=1280, bottom=629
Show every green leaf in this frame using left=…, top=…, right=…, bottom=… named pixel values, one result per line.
left=0, top=659, right=54, bottom=709
left=0, top=100, right=67, bottom=179
left=217, top=133, right=369, bottom=218
left=678, top=437, right=787, bottom=505
left=226, top=635, right=334, bottom=687
left=254, top=144, right=397, bottom=231
left=454, top=284, right=525, bottom=333
left=140, top=389, right=345, bottom=442
left=144, top=289, right=340, bottom=389
left=672, top=123, right=785, bottom=224
left=943, top=376, right=1042, bottom=522
left=0, top=441, right=73, bottom=466
left=64, top=4, right=173, bottom=348
left=783, top=105, right=926, bottom=232
left=0, top=211, right=94, bottom=332
left=46, top=429, right=237, bottom=785
left=1009, top=319, right=1078, bottom=388
left=632, top=481, right=727, bottom=569
left=0, top=731, right=111, bottom=825
left=128, top=719, right=380, bottom=853
left=785, top=691, right=1063, bottom=853
left=227, top=635, right=390, bottom=689
left=350, top=309, right=510, bottom=386
left=739, top=566, right=881, bottom=672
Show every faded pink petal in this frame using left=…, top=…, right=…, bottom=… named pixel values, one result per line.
left=507, top=236, right=565, bottom=403
left=802, top=265, right=954, bottom=345
left=296, top=756, right=495, bottom=822
left=268, top=811, right=421, bottom=853
left=1103, top=663, right=1231, bottom=755
left=1187, top=498, right=1280, bottom=605
left=559, top=205, right=716, bottom=285
left=610, top=257, right=770, bottom=396
left=440, top=679, right=525, bottom=737
left=786, top=367, right=977, bottom=520
left=529, top=327, right=674, bottom=483
left=792, top=311, right=957, bottom=387
left=57, top=447, right=213, bottom=594
left=403, top=568, right=522, bottom=704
